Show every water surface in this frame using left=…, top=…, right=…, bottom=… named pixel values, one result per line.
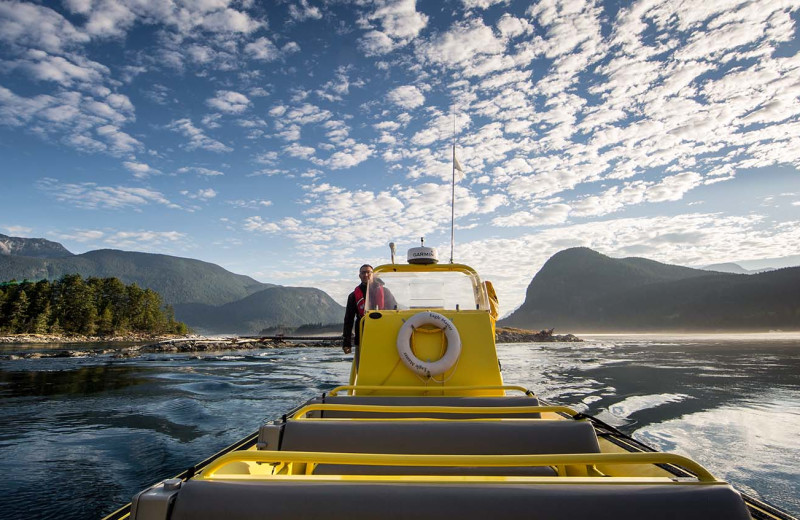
left=0, top=334, right=797, bottom=519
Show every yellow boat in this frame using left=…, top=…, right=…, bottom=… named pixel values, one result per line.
left=105, top=245, right=796, bottom=520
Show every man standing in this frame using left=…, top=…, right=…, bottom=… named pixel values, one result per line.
left=342, top=264, right=395, bottom=357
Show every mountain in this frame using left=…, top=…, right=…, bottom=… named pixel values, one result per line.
left=701, top=262, right=754, bottom=274
left=175, top=286, right=345, bottom=334
left=0, top=233, right=74, bottom=258
left=0, top=236, right=345, bottom=334
left=500, top=247, right=800, bottom=332
left=0, top=248, right=270, bottom=306
left=736, top=254, right=800, bottom=271
left=701, top=262, right=772, bottom=274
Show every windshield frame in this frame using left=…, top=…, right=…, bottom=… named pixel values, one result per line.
left=367, top=263, right=489, bottom=311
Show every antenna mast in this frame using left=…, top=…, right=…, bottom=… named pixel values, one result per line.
left=450, top=107, right=456, bottom=264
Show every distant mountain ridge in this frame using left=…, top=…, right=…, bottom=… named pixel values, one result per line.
left=0, top=235, right=344, bottom=334
left=501, top=247, right=800, bottom=332
left=701, top=262, right=773, bottom=274
left=0, top=233, right=74, bottom=259
left=0, top=247, right=270, bottom=306
left=175, top=286, right=344, bottom=334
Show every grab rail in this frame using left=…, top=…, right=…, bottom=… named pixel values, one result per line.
left=328, top=385, right=535, bottom=396
left=291, top=403, right=578, bottom=419
left=198, top=450, right=718, bottom=482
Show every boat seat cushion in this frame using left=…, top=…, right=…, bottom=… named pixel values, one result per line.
left=314, top=395, right=542, bottom=419
left=280, top=419, right=599, bottom=455
left=170, top=481, right=752, bottom=520
left=279, top=420, right=598, bottom=476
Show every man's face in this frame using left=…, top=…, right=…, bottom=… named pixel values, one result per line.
left=359, top=266, right=373, bottom=284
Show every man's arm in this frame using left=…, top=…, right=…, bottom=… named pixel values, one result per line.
left=342, top=292, right=356, bottom=353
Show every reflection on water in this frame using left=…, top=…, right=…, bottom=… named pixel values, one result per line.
left=636, top=397, right=800, bottom=512
left=0, top=365, right=149, bottom=397
left=0, top=335, right=798, bottom=519
left=501, top=335, right=800, bottom=517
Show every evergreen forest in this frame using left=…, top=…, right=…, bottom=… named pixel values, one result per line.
left=0, top=275, right=188, bottom=335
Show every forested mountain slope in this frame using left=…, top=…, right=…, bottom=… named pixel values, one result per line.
left=500, top=248, right=800, bottom=332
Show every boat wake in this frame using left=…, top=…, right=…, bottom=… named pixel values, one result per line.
left=597, top=393, right=693, bottom=426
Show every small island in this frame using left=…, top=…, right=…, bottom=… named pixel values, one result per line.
left=495, top=327, right=582, bottom=343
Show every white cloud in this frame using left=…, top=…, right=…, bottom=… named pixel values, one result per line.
left=53, top=229, right=105, bottom=242
left=245, top=37, right=280, bottom=61
left=418, top=19, right=506, bottom=67
left=284, top=142, right=316, bottom=159
left=123, top=161, right=159, bottom=178
left=182, top=188, right=217, bottom=200
left=77, top=0, right=137, bottom=37
left=462, top=0, right=509, bottom=9
left=36, top=178, right=180, bottom=210
left=358, top=30, right=395, bottom=56
left=282, top=41, right=301, bottom=54
left=289, top=0, right=322, bottom=21
left=492, top=203, right=571, bottom=227
left=387, top=85, right=425, bottom=109
left=167, top=118, right=233, bottom=152
left=249, top=87, right=270, bottom=97
left=323, top=142, right=373, bottom=169
left=206, top=90, right=251, bottom=114
left=243, top=216, right=281, bottom=233
left=200, top=8, right=262, bottom=33
left=12, top=50, right=109, bottom=87
left=645, top=172, right=704, bottom=202
left=95, top=124, right=140, bottom=154
left=176, top=166, right=225, bottom=176
left=228, top=199, right=272, bottom=209
left=0, top=86, right=138, bottom=155
left=104, top=230, right=188, bottom=250
left=496, top=13, right=533, bottom=39
left=0, top=2, right=89, bottom=53
left=357, top=0, right=428, bottom=55
left=2, top=225, right=34, bottom=235
left=282, top=103, right=332, bottom=126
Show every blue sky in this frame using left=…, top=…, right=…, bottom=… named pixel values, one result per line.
left=1, top=0, right=799, bottom=312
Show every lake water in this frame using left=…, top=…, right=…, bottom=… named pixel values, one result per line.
left=0, top=334, right=798, bottom=519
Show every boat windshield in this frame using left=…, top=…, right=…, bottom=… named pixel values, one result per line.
left=368, top=270, right=488, bottom=311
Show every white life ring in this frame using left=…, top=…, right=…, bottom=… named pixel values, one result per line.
left=396, top=311, right=461, bottom=378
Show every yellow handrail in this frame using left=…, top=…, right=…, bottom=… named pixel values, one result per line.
left=198, top=451, right=718, bottom=483
left=328, top=385, right=535, bottom=396
left=291, top=403, right=578, bottom=419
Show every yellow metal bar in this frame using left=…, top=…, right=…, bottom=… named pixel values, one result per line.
left=203, top=474, right=694, bottom=485
left=198, top=451, right=718, bottom=483
left=374, top=263, right=480, bottom=276
left=328, top=385, right=534, bottom=396
left=291, top=403, right=577, bottom=419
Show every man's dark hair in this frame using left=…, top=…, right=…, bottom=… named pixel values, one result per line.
left=359, top=264, right=373, bottom=271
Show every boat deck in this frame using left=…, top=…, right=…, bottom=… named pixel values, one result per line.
left=127, top=386, right=760, bottom=520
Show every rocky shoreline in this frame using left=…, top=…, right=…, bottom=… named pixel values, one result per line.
left=0, top=335, right=340, bottom=360
left=0, top=333, right=184, bottom=344
left=1, top=327, right=581, bottom=360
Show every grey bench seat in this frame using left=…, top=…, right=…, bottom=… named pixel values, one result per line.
left=169, top=480, right=752, bottom=520
left=309, top=395, right=542, bottom=419
left=260, top=419, right=600, bottom=476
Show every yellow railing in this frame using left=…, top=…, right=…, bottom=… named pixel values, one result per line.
left=198, top=451, right=719, bottom=483
left=328, top=384, right=535, bottom=396
left=291, top=403, right=578, bottom=419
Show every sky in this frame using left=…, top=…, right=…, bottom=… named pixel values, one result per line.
left=1, top=0, right=799, bottom=314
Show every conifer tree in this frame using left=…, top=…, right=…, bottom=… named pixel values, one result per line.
left=0, top=275, right=187, bottom=336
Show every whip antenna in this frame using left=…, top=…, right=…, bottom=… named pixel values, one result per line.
left=450, top=108, right=456, bottom=263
